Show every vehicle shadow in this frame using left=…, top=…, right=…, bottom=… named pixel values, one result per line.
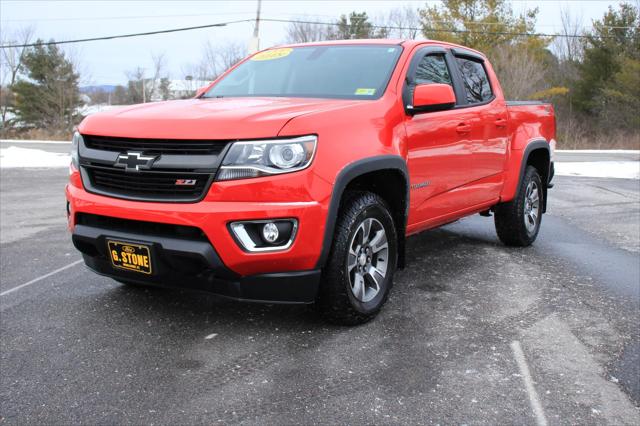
left=61, top=217, right=525, bottom=424
left=87, top=217, right=504, bottom=334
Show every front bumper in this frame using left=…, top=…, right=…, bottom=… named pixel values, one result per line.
left=72, top=221, right=321, bottom=303
left=66, top=182, right=326, bottom=276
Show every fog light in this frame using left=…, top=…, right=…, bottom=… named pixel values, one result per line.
left=229, top=219, right=298, bottom=252
left=262, top=222, right=279, bottom=243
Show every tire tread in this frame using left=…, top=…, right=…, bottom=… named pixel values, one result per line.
left=318, top=191, right=396, bottom=325
left=494, top=166, right=543, bottom=247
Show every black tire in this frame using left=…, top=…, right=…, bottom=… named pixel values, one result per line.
left=494, top=165, right=543, bottom=246
left=318, top=191, right=398, bottom=325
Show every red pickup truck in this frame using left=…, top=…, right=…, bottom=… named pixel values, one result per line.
left=67, top=39, right=555, bottom=324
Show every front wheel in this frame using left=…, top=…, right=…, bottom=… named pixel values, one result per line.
left=318, top=191, right=398, bottom=325
left=494, top=165, right=543, bottom=246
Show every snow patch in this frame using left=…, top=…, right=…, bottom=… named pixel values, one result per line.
left=0, top=146, right=71, bottom=168
left=1, top=139, right=70, bottom=144
left=555, top=161, right=639, bottom=179
left=555, top=149, right=639, bottom=154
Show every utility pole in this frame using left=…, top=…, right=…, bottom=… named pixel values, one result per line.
left=248, top=0, right=262, bottom=54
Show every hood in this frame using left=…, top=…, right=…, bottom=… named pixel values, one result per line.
left=79, top=97, right=363, bottom=140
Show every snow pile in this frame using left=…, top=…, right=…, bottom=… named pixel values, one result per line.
left=1, top=144, right=638, bottom=180
left=1, top=139, right=70, bottom=144
left=556, top=149, right=639, bottom=154
left=0, top=146, right=70, bottom=168
left=555, top=161, right=639, bottom=179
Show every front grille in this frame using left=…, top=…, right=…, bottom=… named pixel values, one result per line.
left=86, top=166, right=210, bottom=200
left=79, top=134, right=228, bottom=202
left=84, top=135, right=227, bottom=156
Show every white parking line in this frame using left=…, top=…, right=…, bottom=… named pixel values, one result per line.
left=0, top=260, right=83, bottom=297
left=511, top=340, right=548, bottom=426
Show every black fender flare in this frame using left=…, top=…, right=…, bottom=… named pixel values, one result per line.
left=519, top=140, right=551, bottom=213
left=315, top=155, right=409, bottom=269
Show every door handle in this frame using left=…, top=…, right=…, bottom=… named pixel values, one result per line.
left=495, top=118, right=508, bottom=128
left=456, top=123, right=471, bottom=134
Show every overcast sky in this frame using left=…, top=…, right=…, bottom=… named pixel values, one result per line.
left=0, top=0, right=623, bottom=86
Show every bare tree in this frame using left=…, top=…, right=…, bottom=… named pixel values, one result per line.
left=491, top=46, right=546, bottom=100
left=285, top=19, right=329, bottom=43
left=383, top=5, right=421, bottom=39
left=122, top=53, right=168, bottom=103
left=200, top=40, right=247, bottom=79
left=552, top=7, right=584, bottom=63
left=200, top=41, right=220, bottom=79
left=0, top=26, right=35, bottom=126
left=180, top=63, right=211, bottom=86
left=216, top=41, right=246, bottom=72
left=147, top=52, right=167, bottom=101
left=125, top=67, right=146, bottom=104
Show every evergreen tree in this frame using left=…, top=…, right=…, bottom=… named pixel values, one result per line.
left=12, top=40, right=81, bottom=130
left=417, top=0, right=550, bottom=99
left=327, top=12, right=387, bottom=40
left=418, top=0, right=547, bottom=56
left=572, top=3, right=639, bottom=130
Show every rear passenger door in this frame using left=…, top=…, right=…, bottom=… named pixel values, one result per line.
left=451, top=51, right=509, bottom=186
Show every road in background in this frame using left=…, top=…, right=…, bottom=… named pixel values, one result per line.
left=555, top=150, right=640, bottom=162
left=1, top=142, right=639, bottom=424
left=2, top=140, right=639, bottom=161
left=1, top=139, right=72, bottom=154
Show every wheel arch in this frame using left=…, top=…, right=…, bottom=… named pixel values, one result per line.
left=519, top=140, right=550, bottom=213
left=316, top=155, right=409, bottom=270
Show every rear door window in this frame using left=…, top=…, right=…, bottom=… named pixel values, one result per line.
left=455, top=57, right=492, bottom=104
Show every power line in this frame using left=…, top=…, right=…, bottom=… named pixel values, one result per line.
left=1, top=15, right=631, bottom=49
left=1, top=11, right=256, bottom=23
left=4, top=11, right=632, bottom=30
left=262, top=18, right=628, bottom=39
left=0, top=19, right=253, bottom=49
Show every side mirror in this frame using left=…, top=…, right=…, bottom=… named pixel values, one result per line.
left=195, top=86, right=209, bottom=98
left=411, top=83, right=456, bottom=114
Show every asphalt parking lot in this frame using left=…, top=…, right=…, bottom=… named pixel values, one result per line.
left=1, top=143, right=639, bottom=424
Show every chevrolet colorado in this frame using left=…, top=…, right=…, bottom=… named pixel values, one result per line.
left=67, top=39, right=556, bottom=325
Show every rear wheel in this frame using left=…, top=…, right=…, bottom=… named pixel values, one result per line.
left=494, top=165, right=543, bottom=246
left=318, top=191, right=397, bottom=325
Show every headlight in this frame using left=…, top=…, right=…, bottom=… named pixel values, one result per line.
left=217, top=135, right=316, bottom=181
left=70, top=131, right=81, bottom=169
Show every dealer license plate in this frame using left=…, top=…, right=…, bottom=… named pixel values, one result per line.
left=107, top=240, right=153, bottom=275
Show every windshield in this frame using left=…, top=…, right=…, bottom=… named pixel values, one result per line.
left=203, top=45, right=402, bottom=100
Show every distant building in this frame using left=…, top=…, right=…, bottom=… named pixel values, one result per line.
left=149, top=79, right=211, bottom=102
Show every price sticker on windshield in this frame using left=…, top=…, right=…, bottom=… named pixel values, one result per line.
left=355, top=88, right=376, bottom=96
left=251, top=48, right=293, bottom=61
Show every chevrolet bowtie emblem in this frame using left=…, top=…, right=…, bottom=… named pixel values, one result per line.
left=114, top=152, right=158, bottom=172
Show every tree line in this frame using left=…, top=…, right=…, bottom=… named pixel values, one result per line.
left=1, top=0, right=638, bottom=148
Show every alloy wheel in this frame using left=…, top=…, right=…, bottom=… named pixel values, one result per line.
left=347, top=218, right=389, bottom=302
left=524, top=181, right=540, bottom=234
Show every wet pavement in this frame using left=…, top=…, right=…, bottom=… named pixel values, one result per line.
left=1, top=162, right=639, bottom=424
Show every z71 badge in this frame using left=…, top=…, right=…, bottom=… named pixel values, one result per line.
left=175, top=179, right=197, bottom=186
